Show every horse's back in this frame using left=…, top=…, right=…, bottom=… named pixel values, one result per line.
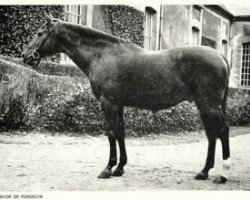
left=90, top=45, right=229, bottom=110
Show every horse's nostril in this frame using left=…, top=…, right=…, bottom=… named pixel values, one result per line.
left=33, top=51, right=40, bottom=59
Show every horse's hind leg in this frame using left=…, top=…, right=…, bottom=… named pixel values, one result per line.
left=213, top=126, right=230, bottom=183
left=112, top=106, right=127, bottom=176
left=194, top=100, right=231, bottom=183
left=98, top=96, right=118, bottom=179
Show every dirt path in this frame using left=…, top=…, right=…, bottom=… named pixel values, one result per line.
left=0, top=127, right=250, bottom=191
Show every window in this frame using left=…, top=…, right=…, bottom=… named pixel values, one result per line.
left=221, top=40, right=228, bottom=57
left=192, top=27, right=200, bottom=45
left=222, top=21, right=229, bottom=36
left=192, top=6, right=201, bottom=21
left=65, top=5, right=82, bottom=24
left=241, top=42, right=250, bottom=87
left=201, top=36, right=217, bottom=49
left=144, top=7, right=157, bottom=50
left=62, top=5, right=88, bottom=63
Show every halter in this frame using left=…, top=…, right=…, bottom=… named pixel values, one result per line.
left=30, top=50, right=40, bottom=59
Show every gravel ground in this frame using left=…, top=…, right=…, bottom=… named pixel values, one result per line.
left=0, top=126, right=250, bottom=191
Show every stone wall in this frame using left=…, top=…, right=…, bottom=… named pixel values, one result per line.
left=161, top=5, right=191, bottom=49
left=230, top=21, right=250, bottom=88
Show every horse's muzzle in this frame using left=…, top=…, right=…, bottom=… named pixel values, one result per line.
left=22, top=50, right=41, bottom=68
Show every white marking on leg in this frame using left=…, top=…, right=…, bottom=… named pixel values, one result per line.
left=220, top=157, right=231, bottom=179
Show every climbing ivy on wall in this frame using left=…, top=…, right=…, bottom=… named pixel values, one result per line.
left=107, top=5, right=144, bottom=47
left=0, top=5, right=144, bottom=60
left=0, top=5, right=64, bottom=60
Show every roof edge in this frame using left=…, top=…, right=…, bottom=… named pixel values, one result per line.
left=204, top=5, right=234, bottom=22
left=234, top=15, right=250, bottom=21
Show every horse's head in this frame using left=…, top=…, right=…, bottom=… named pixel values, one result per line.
left=22, top=12, right=61, bottom=67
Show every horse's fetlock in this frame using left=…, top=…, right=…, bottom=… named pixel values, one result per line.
left=108, top=158, right=117, bottom=167
left=119, top=157, right=127, bottom=166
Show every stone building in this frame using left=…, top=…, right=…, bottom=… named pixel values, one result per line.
left=1, top=5, right=250, bottom=89
left=61, top=5, right=250, bottom=90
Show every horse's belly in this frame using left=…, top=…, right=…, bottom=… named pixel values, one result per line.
left=113, top=85, right=190, bottom=110
left=97, top=62, right=192, bottom=110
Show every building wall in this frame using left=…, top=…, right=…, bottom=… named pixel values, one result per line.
left=230, top=21, right=250, bottom=88
left=201, top=7, right=230, bottom=56
left=92, top=5, right=112, bottom=34
left=202, top=9, right=221, bottom=50
left=160, top=5, right=191, bottom=49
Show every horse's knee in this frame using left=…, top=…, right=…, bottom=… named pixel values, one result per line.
left=218, top=126, right=229, bottom=140
left=103, top=120, right=116, bottom=137
left=204, top=125, right=229, bottom=139
left=204, top=127, right=217, bottom=139
left=104, top=130, right=116, bottom=138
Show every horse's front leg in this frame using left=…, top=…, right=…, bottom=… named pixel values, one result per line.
left=112, top=106, right=127, bottom=177
left=98, top=135, right=117, bottom=178
left=98, top=96, right=118, bottom=179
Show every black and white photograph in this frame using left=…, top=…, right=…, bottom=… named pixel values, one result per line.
left=0, top=0, right=250, bottom=198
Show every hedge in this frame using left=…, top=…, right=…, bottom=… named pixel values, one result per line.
left=0, top=58, right=88, bottom=130
left=0, top=5, right=64, bottom=61
left=0, top=5, right=144, bottom=61
left=0, top=57, right=249, bottom=135
left=106, top=5, right=144, bottom=47
left=0, top=55, right=84, bottom=77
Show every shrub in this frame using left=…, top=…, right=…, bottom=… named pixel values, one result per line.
left=226, top=88, right=250, bottom=125
left=0, top=55, right=84, bottom=77
left=0, top=58, right=88, bottom=131
left=107, top=5, right=144, bottom=47
left=0, top=5, right=64, bottom=60
left=0, top=57, right=249, bottom=135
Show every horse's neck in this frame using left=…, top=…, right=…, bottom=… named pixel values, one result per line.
left=59, top=39, right=120, bottom=76
left=57, top=24, right=143, bottom=76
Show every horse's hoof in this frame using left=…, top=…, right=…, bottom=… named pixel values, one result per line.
left=98, top=169, right=112, bottom=179
left=194, top=172, right=208, bottom=180
left=112, top=167, right=124, bottom=176
left=213, top=176, right=228, bottom=184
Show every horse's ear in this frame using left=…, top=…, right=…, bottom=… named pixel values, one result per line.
left=44, top=11, right=59, bottom=31
left=44, top=11, right=53, bottom=23
left=48, top=12, right=55, bottom=20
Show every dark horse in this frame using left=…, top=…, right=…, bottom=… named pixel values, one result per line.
left=22, top=13, right=231, bottom=184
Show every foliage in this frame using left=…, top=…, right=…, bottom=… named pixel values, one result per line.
left=1, top=57, right=250, bottom=135
left=0, top=55, right=84, bottom=77
left=226, top=89, right=250, bottom=125
left=0, top=5, right=64, bottom=61
left=0, top=58, right=87, bottom=131
left=107, top=5, right=144, bottom=47
left=0, top=5, right=144, bottom=63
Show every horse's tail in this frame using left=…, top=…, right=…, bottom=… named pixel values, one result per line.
left=221, top=54, right=230, bottom=116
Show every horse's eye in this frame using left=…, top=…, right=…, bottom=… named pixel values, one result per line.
left=37, top=32, right=43, bottom=37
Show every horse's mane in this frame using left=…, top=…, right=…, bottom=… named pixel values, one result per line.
left=59, top=22, right=142, bottom=50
